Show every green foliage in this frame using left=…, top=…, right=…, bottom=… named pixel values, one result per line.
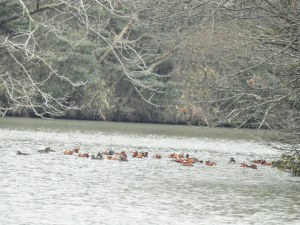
left=287, top=62, right=299, bottom=72
left=48, top=35, right=69, bottom=48
left=120, top=107, right=135, bottom=113
left=273, top=150, right=300, bottom=176
left=46, top=37, right=101, bottom=84
left=1, top=20, right=31, bottom=33
left=78, top=40, right=97, bottom=54
left=0, top=3, right=20, bottom=16
left=288, top=93, right=298, bottom=100
left=0, top=3, right=32, bottom=33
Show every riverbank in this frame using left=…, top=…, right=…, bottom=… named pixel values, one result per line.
left=4, top=109, right=265, bottom=129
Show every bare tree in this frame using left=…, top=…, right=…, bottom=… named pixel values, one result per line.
left=169, top=0, right=300, bottom=174
left=2, top=1, right=300, bottom=157
left=0, top=0, right=191, bottom=117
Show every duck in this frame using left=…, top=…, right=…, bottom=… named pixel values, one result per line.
left=136, top=153, right=144, bottom=158
left=38, top=149, right=49, bottom=153
left=173, top=154, right=178, bottom=159
left=229, top=157, right=236, bottom=163
left=262, top=161, right=272, bottom=165
left=107, top=155, right=117, bottom=160
left=205, top=160, right=216, bottom=166
left=118, top=155, right=128, bottom=161
left=188, top=156, right=201, bottom=163
left=135, top=151, right=148, bottom=158
left=115, top=150, right=128, bottom=158
left=168, top=153, right=175, bottom=158
left=103, top=150, right=115, bottom=155
left=38, top=147, right=55, bottom=153
left=172, top=158, right=181, bottom=163
left=182, top=161, right=193, bottom=166
left=78, top=152, right=89, bottom=157
left=116, top=150, right=126, bottom=155
left=247, top=164, right=257, bottom=169
left=44, top=147, right=56, bottom=152
left=240, top=162, right=248, bottom=167
left=16, top=151, right=30, bottom=155
left=95, top=152, right=103, bottom=159
left=74, top=148, right=80, bottom=153
left=132, top=151, right=138, bottom=157
left=153, top=154, right=161, bottom=159
left=64, top=150, right=74, bottom=155
left=253, top=159, right=263, bottom=163
left=193, top=158, right=203, bottom=163
left=91, top=155, right=103, bottom=160
left=178, top=158, right=192, bottom=166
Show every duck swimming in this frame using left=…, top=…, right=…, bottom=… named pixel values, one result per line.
left=205, top=160, right=216, bottom=166
left=64, top=150, right=74, bottom=155
left=132, top=151, right=138, bottom=157
left=45, top=147, right=56, bottom=152
left=136, top=153, right=143, bottom=158
left=116, top=150, right=126, bottom=156
left=91, top=155, right=103, bottom=160
left=118, top=155, right=128, bottom=161
left=192, top=158, right=202, bottom=163
left=78, top=152, right=89, bottom=157
left=240, top=162, right=247, bottom=167
left=253, top=159, right=268, bottom=164
left=38, top=147, right=55, bottom=153
left=107, top=155, right=117, bottom=160
left=229, top=157, right=236, bottom=163
left=153, top=154, right=161, bottom=159
left=168, top=153, right=175, bottom=158
left=172, top=158, right=181, bottom=163
left=135, top=151, right=148, bottom=158
left=247, top=164, right=257, bottom=169
left=95, top=152, right=103, bottom=159
left=16, top=151, right=30, bottom=155
left=182, top=161, right=193, bottom=166
left=103, top=150, right=115, bottom=155
left=38, top=149, right=49, bottom=153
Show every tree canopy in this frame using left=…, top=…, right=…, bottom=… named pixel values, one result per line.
left=1, top=0, right=300, bottom=174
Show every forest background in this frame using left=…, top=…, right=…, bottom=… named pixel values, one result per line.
left=1, top=0, right=300, bottom=175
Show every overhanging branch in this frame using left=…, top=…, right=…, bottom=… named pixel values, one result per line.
left=0, top=3, right=65, bottom=26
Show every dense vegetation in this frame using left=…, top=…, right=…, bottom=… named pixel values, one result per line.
left=1, top=0, right=300, bottom=175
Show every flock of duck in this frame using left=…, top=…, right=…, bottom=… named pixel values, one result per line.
left=16, top=147, right=273, bottom=168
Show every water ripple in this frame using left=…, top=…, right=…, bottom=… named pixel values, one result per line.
left=0, top=118, right=300, bottom=224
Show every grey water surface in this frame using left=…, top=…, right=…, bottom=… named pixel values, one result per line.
left=0, top=117, right=299, bottom=225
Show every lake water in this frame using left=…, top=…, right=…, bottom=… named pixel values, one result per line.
left=0, top=117, right=299, bottom=224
